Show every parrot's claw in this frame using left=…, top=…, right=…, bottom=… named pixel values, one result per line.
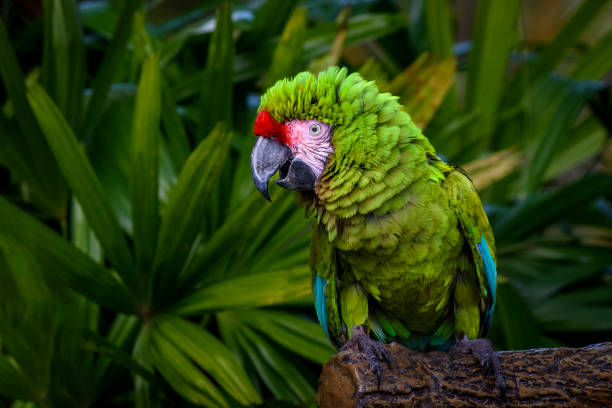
left=451, top=335, right=507, bottom=399
left=340, top=325, right=390, bottom=389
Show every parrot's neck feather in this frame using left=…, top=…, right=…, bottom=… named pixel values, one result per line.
left=313, top=118, right=450, bottom=249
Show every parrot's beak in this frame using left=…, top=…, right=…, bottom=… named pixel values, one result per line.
left=251, top=136, right=316, bottom=200
left=251, top=136, right=292, bottom=201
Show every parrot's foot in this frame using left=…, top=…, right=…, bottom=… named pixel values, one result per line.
left=451, top=335, right=506, bottom=398
left=340, top=325, right=390, bottom=389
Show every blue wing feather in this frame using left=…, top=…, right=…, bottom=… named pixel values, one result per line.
left=313, top=275, right=330, bottom=339
left=477, top=235, right=496, bottom=330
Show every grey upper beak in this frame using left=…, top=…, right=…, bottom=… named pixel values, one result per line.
left=251, top=136, right=292, bottom=201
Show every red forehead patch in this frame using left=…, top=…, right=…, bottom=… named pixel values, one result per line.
left=253, top=110, right=288, bottom=144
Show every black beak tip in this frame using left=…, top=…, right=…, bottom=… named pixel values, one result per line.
left=261, top=187, right=271, bottom=202
left=253, top=175, right=271, bottom=201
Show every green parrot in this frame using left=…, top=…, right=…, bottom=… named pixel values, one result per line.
left=250, top=67, right=504, bottom=392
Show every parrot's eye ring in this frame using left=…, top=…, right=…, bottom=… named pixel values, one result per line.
left=309, top=123, right=321, bottom=135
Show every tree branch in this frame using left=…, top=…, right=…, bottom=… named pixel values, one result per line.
left=317, top=341, right=612, bottom=407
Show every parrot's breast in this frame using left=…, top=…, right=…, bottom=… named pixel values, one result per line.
left=339, top=197, right=467, bottom=333
left=324, top=160, right=470, bottom=334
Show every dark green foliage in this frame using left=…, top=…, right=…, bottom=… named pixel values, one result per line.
left=0, top=0, right=610, bottom=406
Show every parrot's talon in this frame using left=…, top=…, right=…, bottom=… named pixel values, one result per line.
left=340, top=325, right=389, bottom=390
left=451, top=336, right=507, bottom=399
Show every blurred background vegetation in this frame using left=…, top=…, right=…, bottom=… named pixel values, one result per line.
left=0, top=0, right=611, bottom=406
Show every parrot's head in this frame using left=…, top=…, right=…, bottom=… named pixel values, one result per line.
left=251, top=66, right=424, bottom=205
left=250, top=109, right=334, bottom=199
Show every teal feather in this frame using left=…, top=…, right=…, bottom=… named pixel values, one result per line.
left=477, top=235, right=496, bottom=331
left=314, top=275, right=329, bottom=339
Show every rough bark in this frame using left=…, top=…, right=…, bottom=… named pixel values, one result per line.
left=317, top=341, right=612, bottom=407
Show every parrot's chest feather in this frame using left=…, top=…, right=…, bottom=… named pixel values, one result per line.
left=317, top=166, right=466, bottom=331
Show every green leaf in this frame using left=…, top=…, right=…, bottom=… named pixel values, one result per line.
left=42, top=0, right=86, bottom=130
left=303, top=13, right=409, bottom=62
left=132, top=53, right=162, bottom=282
left=0, top=115, right=49, bottom=211
left=179, top=190, right=267, bottom=285
left=494, top=174, right=612, bottom=244
left=228, top=191, right=303, bottom=272
left=428, top=110, right=479, bottom=160
left=179, top=187, right=308, bottom=290
left=490, top=283, right=546, bottom=350
left=86, top=93, right=135, bottom=232
left=236, top=324, right=315, bottom=401
left=508, top=262, right=608, bottom=306
left=93, top=314, right=140, bottom=388
left=534, top=287, right=612, bottom=332
left=148, top=325, right=229, bottom=407
left=81, top=330, right=162, bottom=389
left=543, top=117, right=607, bottom=181
left=239, top=310, right=334, bottom=364
left=196, top=2, right=234, bottom=142
left=461, top=147, right=522, bottom=190
left=0, top=356, right=33, bottom=401
left=82, top=0, right=142, bottom=143
left=520, top=76, right=602, bottom=193
left=153, top=124, right=232, bottom=297
left=0, top=196, right=135, bottom=313
left=173, top=13, right=409, bottom=100
left=173, top=266, right=311, bottom=315
left=0, top=19, right=67, bottom=216
left=87, top=91, right=176, bottom=234
left=79, top=0, right=120, bottom=39
left=527, top=0, right=610, bottom=82
left=154, top=316, right=261, bottom=405
left=161, top=79, right=190, bottom=173
left=133, top=326, right=162, bottom=408
left=571, top=29, right=612, bottom=80
left=423, top=0, right=453, bottom=55
left=465, top=0, right=520, bottom=148
left=71, top=197, right=103, bottom=262
left=1, top=234, right=51, bottom=306
left=26, top=81, right=137, bottom=288
left=157, top=2, right=227, bottom=66
left=308, top=6, right=350, bottom=74
left=502, top=0, right=610, bottom=109
left=263, top=6, right=308, bottom=88
left=0, top=313, right=55, bottom=404
left=388, top=53, right=456, bottom=129
left=217, top=314, right=291, bottom=401
left=131, top=10, right=155, bottom=70
left=247, top=0, right=299, bottom=46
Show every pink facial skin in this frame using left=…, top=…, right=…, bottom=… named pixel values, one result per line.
left=284, top=119, right=334, bottom=180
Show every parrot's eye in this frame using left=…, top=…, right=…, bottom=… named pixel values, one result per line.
left=309, top=123, right=321, bottom=135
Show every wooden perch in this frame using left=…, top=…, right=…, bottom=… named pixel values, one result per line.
left=317, top=341, right=612, bottom=407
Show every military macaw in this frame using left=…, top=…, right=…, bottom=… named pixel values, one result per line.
left=250, top=67, right=505, bottom=394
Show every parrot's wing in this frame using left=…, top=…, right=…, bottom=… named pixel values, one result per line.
left=310, top=223, right=346, bottom=348
left=447, top=168, right=497, bottom=337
